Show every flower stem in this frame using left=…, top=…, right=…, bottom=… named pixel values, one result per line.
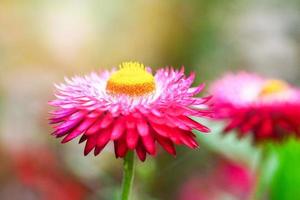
left=121, top=151, right=135, bottom=200
left=252, top=145, right=278, bottom=200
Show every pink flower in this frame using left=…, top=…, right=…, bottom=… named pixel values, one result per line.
left=49, top=62, right=210, bottom=161
left=210, top=72, right=300, bottom=143
left=179, top=159, right=255, bottom=200
left=11, top=147, right=88, bottom=200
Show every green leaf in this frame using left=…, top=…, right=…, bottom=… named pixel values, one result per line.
left=270, top=139, right=300, bottom=200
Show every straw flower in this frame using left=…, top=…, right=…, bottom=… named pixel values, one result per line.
left=49, top=62, right=210, bottom=161
left=210, top=72, right=300, bottom=143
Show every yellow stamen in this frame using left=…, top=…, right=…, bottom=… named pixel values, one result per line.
left=259, top=79, right=289, bottom=97
left=106, top=62, right=155, bottom=96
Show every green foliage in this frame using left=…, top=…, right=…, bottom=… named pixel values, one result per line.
left=270, top=139, right=300, bottom=200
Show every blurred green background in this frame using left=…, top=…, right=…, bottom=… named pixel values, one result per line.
left=0, top=0, right=300, bottom=199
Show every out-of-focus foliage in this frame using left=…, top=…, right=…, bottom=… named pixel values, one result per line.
left=270, top=139, right=300, bottom=200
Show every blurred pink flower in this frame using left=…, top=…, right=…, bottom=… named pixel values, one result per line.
left=179, top=160, right=255, bottom=200
left=11, top=147, right=88, bottom=200
left=49, top=62, right=211, bottom=161
left=210, top=72, right=300, bottom=143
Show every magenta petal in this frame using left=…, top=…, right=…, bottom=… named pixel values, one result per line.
left=178, top=116, right=210, bottom=133
left=94, top=145, right=106, bottom=156
left=240, top=115, right=260, bottom=134
left=94, top=147, right=101, bottom=156
left=178, top=132, right=198, bottom=148
left=141, top=134, right=155, bottom=155
left=114, top=138, right=128, bottom=158
left=156, top=134, right=176, bottom=155
left=87, top=111, right=102, bottom=118
left=49, top=118, right=64, bottom=124
left=167, top=128, right=182, bottom=145
left=258, top=119, right=273, bottom=138
left=100, top=113, right=114, bottom=128
left=165, top=106, right=187, bottom=116
left=86, top=116, right=104, bottom=135
left=136, top=141, right=146, bottom=161
left=151, top=123, right=181, bottom=144
left=97, top=128, right=111, bottom=148
left=84, top=135, right=98, bottom=156
left=166, top=116, right=190, bottom=130
left=53, top=126, right=73, bottom=137
left=79, top=135, right=88, bottom=143
left=111, top=117, right=125, bottom=140
left=69, top=111, right=87, bottom=121
left=61, top=130, right=82, bottom=143
left=55, top=118, right=81, bottom=131
left=126, top=117, right=135, bottom=129
left=64, top=118, right=98, bottom=140
left=126, top=128, right=139, bottom=150
left=150, top=122, right=169, bottom=137
left=224, top=117, right=244, bottom=133
left=49, top=109, right=76, bottom=120
left=147, top=114, right=166, bottom=125
left=192, top=96, right=212, bottom=105
left=187, top=83, right=205, bottom=95
left=136, top=118, right=149, bottom=136
left=151, top=109, right=162, bottom=117
left=50, top=108, right=75, bottom=116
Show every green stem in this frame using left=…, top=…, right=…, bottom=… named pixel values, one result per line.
left=252, top=145, right=278, bottom=200
left=121, top=151, right=135, bottom=200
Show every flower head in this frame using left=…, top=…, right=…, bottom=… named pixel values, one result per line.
left=49, top=62, right=210, bottom=161
left=210, top=72, right=300, bottom=143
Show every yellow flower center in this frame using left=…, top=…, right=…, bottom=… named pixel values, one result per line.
left=259, top=79, right=289, bottom=97
left=106, top=62, right=156, bottom=96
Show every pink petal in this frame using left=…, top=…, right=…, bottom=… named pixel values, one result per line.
left=111, top=117, right=125, bottom=140
left=178, top=131, right=198, bottom=148
left=150, top=122, right=169, bottom=137
left=258, top=119, right=273, bottom=138
left=178, top=116, right=210, bottom=133
left=84, top=135, right=98, bottom=155
left=141, top=133, right=156, bottom=155
left=136, top=142, right=146, bottom=161
left=85, top=115, right=105, bottom=135
left=97, top=128, right=112, bottom=148
left=155, top=134, right=176, bottom=155
left=94, top=145, right=106, bottom=156
left=147, top=114, right=166, bottom=125
left=100, top=113, right=114, bottom=128
left=151, top=123, right=181, bottom=144
left=114, top=138, right=128, bottom=158
left=126, top=116, right=135, bottom=129
left=136, top=118, right=149, bottom=136
left=126, top=128, right=139, bottom=150
left=79, top=135, right=87, bottom=143
left=61, top=130, right=82, bottom=143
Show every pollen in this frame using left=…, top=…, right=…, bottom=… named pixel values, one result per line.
left=259, top=79, right=289, bottom=97
left=106, top=62, right=156, bottom=96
